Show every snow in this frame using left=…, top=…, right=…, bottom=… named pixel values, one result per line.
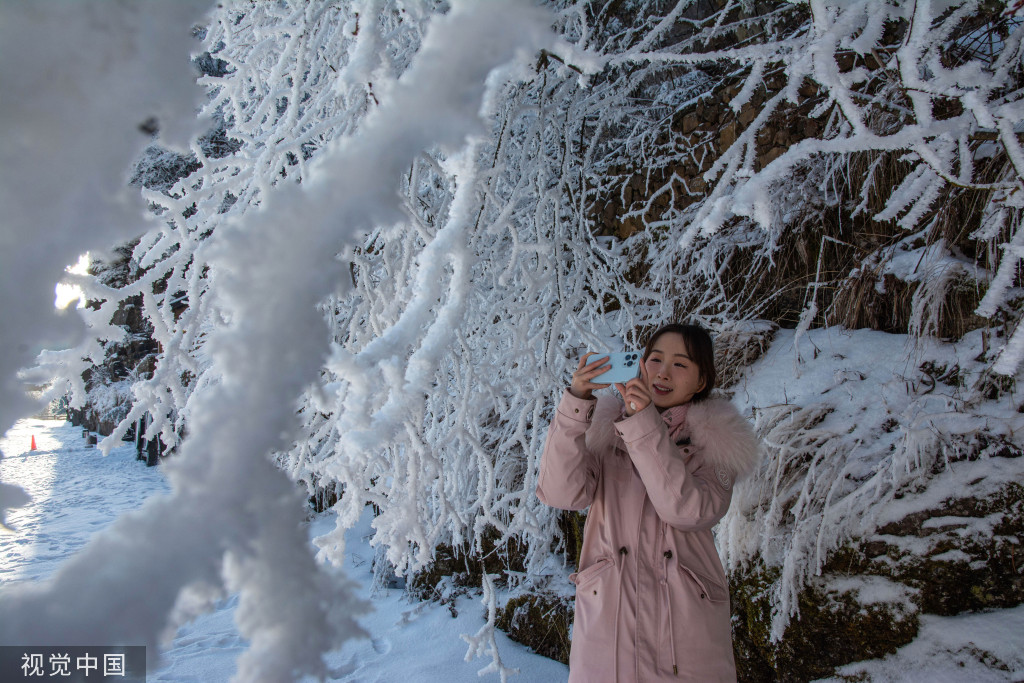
left=824, top=575, right=917, bottom=610
left=4, top=411, right=1020, bottom=681
left=0, top=421, right=167, bottom=580
left=881, top=240, right=988, bottom=286
left=926, top=549, right=973, bottom=564
left=818, top=606, right=1024, bottom=683
left=0, top=418, right=568, bottom=682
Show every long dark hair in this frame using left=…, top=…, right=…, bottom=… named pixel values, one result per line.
left=641, top=323, right=716, bottom=403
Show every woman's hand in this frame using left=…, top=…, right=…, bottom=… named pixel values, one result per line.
left=569, top=352, right=611, bottom=400
left=616, top=360, right=652, bottom=416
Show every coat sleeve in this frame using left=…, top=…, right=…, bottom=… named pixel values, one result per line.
left=614, top=404, right=731, bottom=531
left=536, top=390, right=600, bottom=511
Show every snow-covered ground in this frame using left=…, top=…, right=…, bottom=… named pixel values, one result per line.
left=0, top=419, right=568, bottom=682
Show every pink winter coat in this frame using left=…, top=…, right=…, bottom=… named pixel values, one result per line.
left=537, top=390, right=760, bottom=682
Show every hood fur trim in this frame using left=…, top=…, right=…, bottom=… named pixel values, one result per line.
left=686, top=398, right=761, bottom=479
left=585, top=395, right=760, bottom=479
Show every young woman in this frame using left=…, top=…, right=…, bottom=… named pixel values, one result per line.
left=537, top=323, right=759, bottom=682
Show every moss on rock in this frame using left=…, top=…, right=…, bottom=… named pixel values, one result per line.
left=731, top=565, right=781, bottom=681
left=496, top=593, right=574, bottom=665
left=731, top=565, right=919, bottom=682
left=889, top=484, right=1023, bottom=615
left=835, top=482, right=1024, bottom=616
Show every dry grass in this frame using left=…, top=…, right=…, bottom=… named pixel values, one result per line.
left=584, top=6, right=1020, bottom=353
left=715, top=320, right=780, bottom=389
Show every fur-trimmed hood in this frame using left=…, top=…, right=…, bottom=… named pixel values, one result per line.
left=586, top=394, right=760, bottom=480
left=685, top=397, right=761, bottom=479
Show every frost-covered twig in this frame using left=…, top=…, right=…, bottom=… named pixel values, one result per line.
left=462, top=571, right=520, bottom=682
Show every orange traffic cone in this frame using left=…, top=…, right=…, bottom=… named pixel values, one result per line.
left=30, top=435, right=37, bottom=451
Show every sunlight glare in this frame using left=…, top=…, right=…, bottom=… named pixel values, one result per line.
left=54, top=253, right=90, bottom=310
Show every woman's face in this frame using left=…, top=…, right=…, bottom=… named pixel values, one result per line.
left=643, top=332, right=705, bottom=408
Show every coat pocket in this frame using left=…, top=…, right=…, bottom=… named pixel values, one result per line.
left=679, top=563, right=729, bottom=603
left=570, top=557, right=614, bottom=591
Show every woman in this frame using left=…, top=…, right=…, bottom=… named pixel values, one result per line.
left=537, top=323, right=759, bottom=682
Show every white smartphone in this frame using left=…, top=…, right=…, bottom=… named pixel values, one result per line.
left=593, top=351, right=642, bottom=384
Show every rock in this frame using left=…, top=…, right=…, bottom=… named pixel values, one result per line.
left=618, top=216, right=642, bottom=238
left=603, top=202, right=616, bottom=224
left=799, top=80, right=819, bottom=99
left=765, top=74, right=786, bottom=91
left=407, top=525, right=529, bottom=602
left=730, top=478, right=1023, bottom=680
left=874, top=482, right=1024, bottom=616
left=681, top=112, right=699, bottom=134
left=738, top=104, right=758, bottom=127
left=761, top=146, right=786, bottom=167
left=720, top=121, right=739, bottom=151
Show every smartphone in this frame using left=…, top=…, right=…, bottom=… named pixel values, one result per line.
left=593, top=351, right=642, bottom=384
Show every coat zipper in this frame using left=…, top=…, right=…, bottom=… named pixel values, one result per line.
left=613, top=545, right=629, bottom=683
left=663, top=546, right=678, bottom=676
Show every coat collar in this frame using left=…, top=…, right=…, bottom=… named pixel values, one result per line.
left=609, top=400, right=688, bottom=429
left=659, top=403, right=689, bottom=440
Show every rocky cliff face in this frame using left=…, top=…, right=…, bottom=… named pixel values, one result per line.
left=70, top=244, right=157, bottom=437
